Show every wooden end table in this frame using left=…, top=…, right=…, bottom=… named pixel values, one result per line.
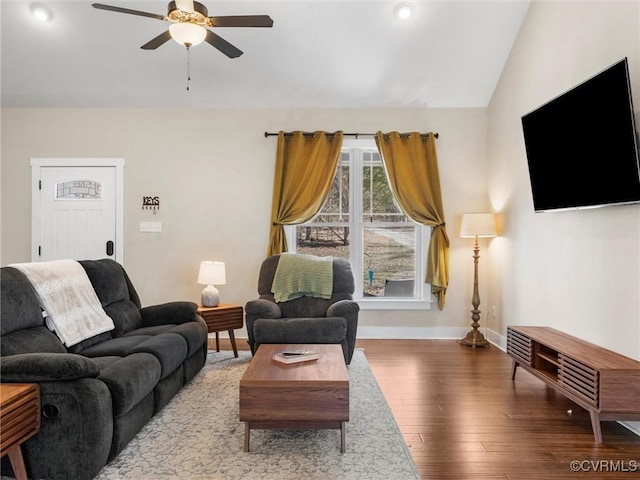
left=0, top=384, right=41, bottom=480
left=197, top=303, right=244, bottom=358
left=239, top=344, right=349, bottom=453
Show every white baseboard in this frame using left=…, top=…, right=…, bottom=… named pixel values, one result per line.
left=355, top=326, right=469, bottom=339
left=226, top=326, right=471, bottom=340
left=487, top=328, right=507, bottom=351
left=620, top=421, right=640, bottom=437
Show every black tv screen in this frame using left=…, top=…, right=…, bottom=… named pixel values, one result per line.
left=522, top=58, right=640, bottom=212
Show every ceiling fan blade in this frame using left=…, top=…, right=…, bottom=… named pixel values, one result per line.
left=92, top=3, right=166, bottom=21
left=175, top=0, right=195, bottom=13
left=141, top=30, right=172, bottom=50
left=208, top=15, right=274, bottom=28
left=205, top=30, right=243, bottom=58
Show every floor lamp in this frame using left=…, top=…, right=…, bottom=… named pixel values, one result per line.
left=459, top=213, right=497, bottom=348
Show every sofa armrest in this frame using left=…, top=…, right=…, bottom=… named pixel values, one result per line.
left=245, top=299, right=282, bottom=353
left=328, top=300, right=360, bottom=364
left=0, top=353, right=100, bottom=382
left=140, top=301, right=198, bottom=327
left=245, top=299, right=282, bottom=319
left=327, top=299, right=359, bottom=319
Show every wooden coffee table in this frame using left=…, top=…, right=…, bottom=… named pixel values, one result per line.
left=239, top=344, right=349, bottom=452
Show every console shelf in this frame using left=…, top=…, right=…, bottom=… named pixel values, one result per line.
left=507, top=326, right=640, bottom=443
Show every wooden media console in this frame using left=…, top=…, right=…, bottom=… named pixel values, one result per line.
left=507, top=326, right=640, bottom=443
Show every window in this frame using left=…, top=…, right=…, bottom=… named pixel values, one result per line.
left=287, top=140, right=431, bottom=309
left=55, top=180, right=102, bottom=199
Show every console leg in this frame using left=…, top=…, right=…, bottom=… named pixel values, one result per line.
left=511, top=359, right=519, bottom=380
left=589, top=410, right=603, bottom=443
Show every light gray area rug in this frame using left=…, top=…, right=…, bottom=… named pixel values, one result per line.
left=94, top=349, right=420, bottom=480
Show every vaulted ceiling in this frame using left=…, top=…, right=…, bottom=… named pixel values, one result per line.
left=1, top=1, right=531, bottom=108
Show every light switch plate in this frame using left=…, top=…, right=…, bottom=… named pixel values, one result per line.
left=139, top=221, right=162, bottom=232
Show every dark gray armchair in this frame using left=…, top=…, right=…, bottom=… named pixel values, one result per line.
left=245, top=254, right=360, bottom=364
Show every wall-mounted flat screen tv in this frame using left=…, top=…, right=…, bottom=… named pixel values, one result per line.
left=521, top=57, right=640, bottom=212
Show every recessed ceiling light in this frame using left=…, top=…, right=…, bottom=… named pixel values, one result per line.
left=30, top=3, right=53, bottom=22
left=394, top=3, right=414, bottom=21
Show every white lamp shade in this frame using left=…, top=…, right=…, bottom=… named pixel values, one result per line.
left=460, top=213, right=497, bottom=238
left=169, top=22, right=207, bottom=47
left=197, top=261, right=226, bottom=285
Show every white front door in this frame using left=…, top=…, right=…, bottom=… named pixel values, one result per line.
left=31, top=158, right=124, bottom=262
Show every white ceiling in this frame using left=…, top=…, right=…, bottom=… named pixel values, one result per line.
left=1, top=0, right=531, bottom=108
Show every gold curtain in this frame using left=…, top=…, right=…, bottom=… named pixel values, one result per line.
left=375, top=131, right=450, bottom=309
left=268, top=131, right=344, bottom=256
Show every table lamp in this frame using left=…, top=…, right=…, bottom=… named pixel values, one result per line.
left=197, top=261, right=226, bottom=307
left=459, top=213, right=497, bottom=348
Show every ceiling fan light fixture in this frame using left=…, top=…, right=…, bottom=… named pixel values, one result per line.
left=30, top=3, right=53, bottom=22
left=394, top=2, right=414, bottom=20
left=169, top=22, right=207, bottom=47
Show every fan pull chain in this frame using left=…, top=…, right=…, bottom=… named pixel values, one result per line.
left=186, top=44, right=192, bottom=91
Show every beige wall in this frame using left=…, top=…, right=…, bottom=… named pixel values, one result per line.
left=487, top=1, right=640, bottom=359
left=1, top=107, right=490, bottom=339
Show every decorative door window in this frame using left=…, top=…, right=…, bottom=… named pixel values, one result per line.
left=55, top=180, right=102, bottom=200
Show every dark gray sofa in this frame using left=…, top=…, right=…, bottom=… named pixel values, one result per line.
left=0, top=259, right=208, bottom=480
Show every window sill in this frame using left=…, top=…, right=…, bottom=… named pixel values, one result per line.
left=356, top=298, right=433, bottom=310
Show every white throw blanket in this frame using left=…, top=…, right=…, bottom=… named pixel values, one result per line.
left=10, top=259, right=114, bottom=347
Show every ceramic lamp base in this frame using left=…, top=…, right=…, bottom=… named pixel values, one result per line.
left=201, top=284, right=220, bottom=307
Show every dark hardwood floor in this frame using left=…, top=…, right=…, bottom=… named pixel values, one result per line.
left=216, top=337, right=640, bottom=479
left=356, top=339, right=640, bottom=480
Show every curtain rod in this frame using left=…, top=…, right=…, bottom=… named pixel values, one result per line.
left=264, top=131, right=439, bottom=139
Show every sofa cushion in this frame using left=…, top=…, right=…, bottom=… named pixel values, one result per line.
left=80, top=259, right=143, bottom=336
left=124, top=325, right=175, bottom=336
left=130, top=333, right=188, bottom=379
left=81, top=333, right=188, bottom=380
left=79, top=259, right=133, bottom=306
left=140, top=302, right=198, bottom=327
left=0, top=352, right=100, bottom=382
left=0, top=267, right=45, bottom=335
left=80, top=335, right=152, bottom=357
left=0, top=327, right=66, bottom=355
left=96, top=352, right=161, bottom=417
left=253, top=317, right=347, bottom=344
left=165, top=322, right=208, bottom=357
left=103, top=300, right=142, bottom=337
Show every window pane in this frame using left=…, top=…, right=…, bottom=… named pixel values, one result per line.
left=363, top=226, right=416, bottom=297
left=56, top=180, right=101, bottom=199
left=318, top=161, right=349, bottom=217
left=362, top=152, right=407, bottom=222
left=296, top=226, right=350, bottom=259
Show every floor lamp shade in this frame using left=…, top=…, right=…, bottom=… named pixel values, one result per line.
left=460, top=213, right=497, bottom=238
left=459, top=213, right=496, bottom=348
left=197, top=261, right=226, bottom=307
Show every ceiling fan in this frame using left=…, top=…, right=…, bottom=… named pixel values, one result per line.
left=92, top=0, right=273, bottom=58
